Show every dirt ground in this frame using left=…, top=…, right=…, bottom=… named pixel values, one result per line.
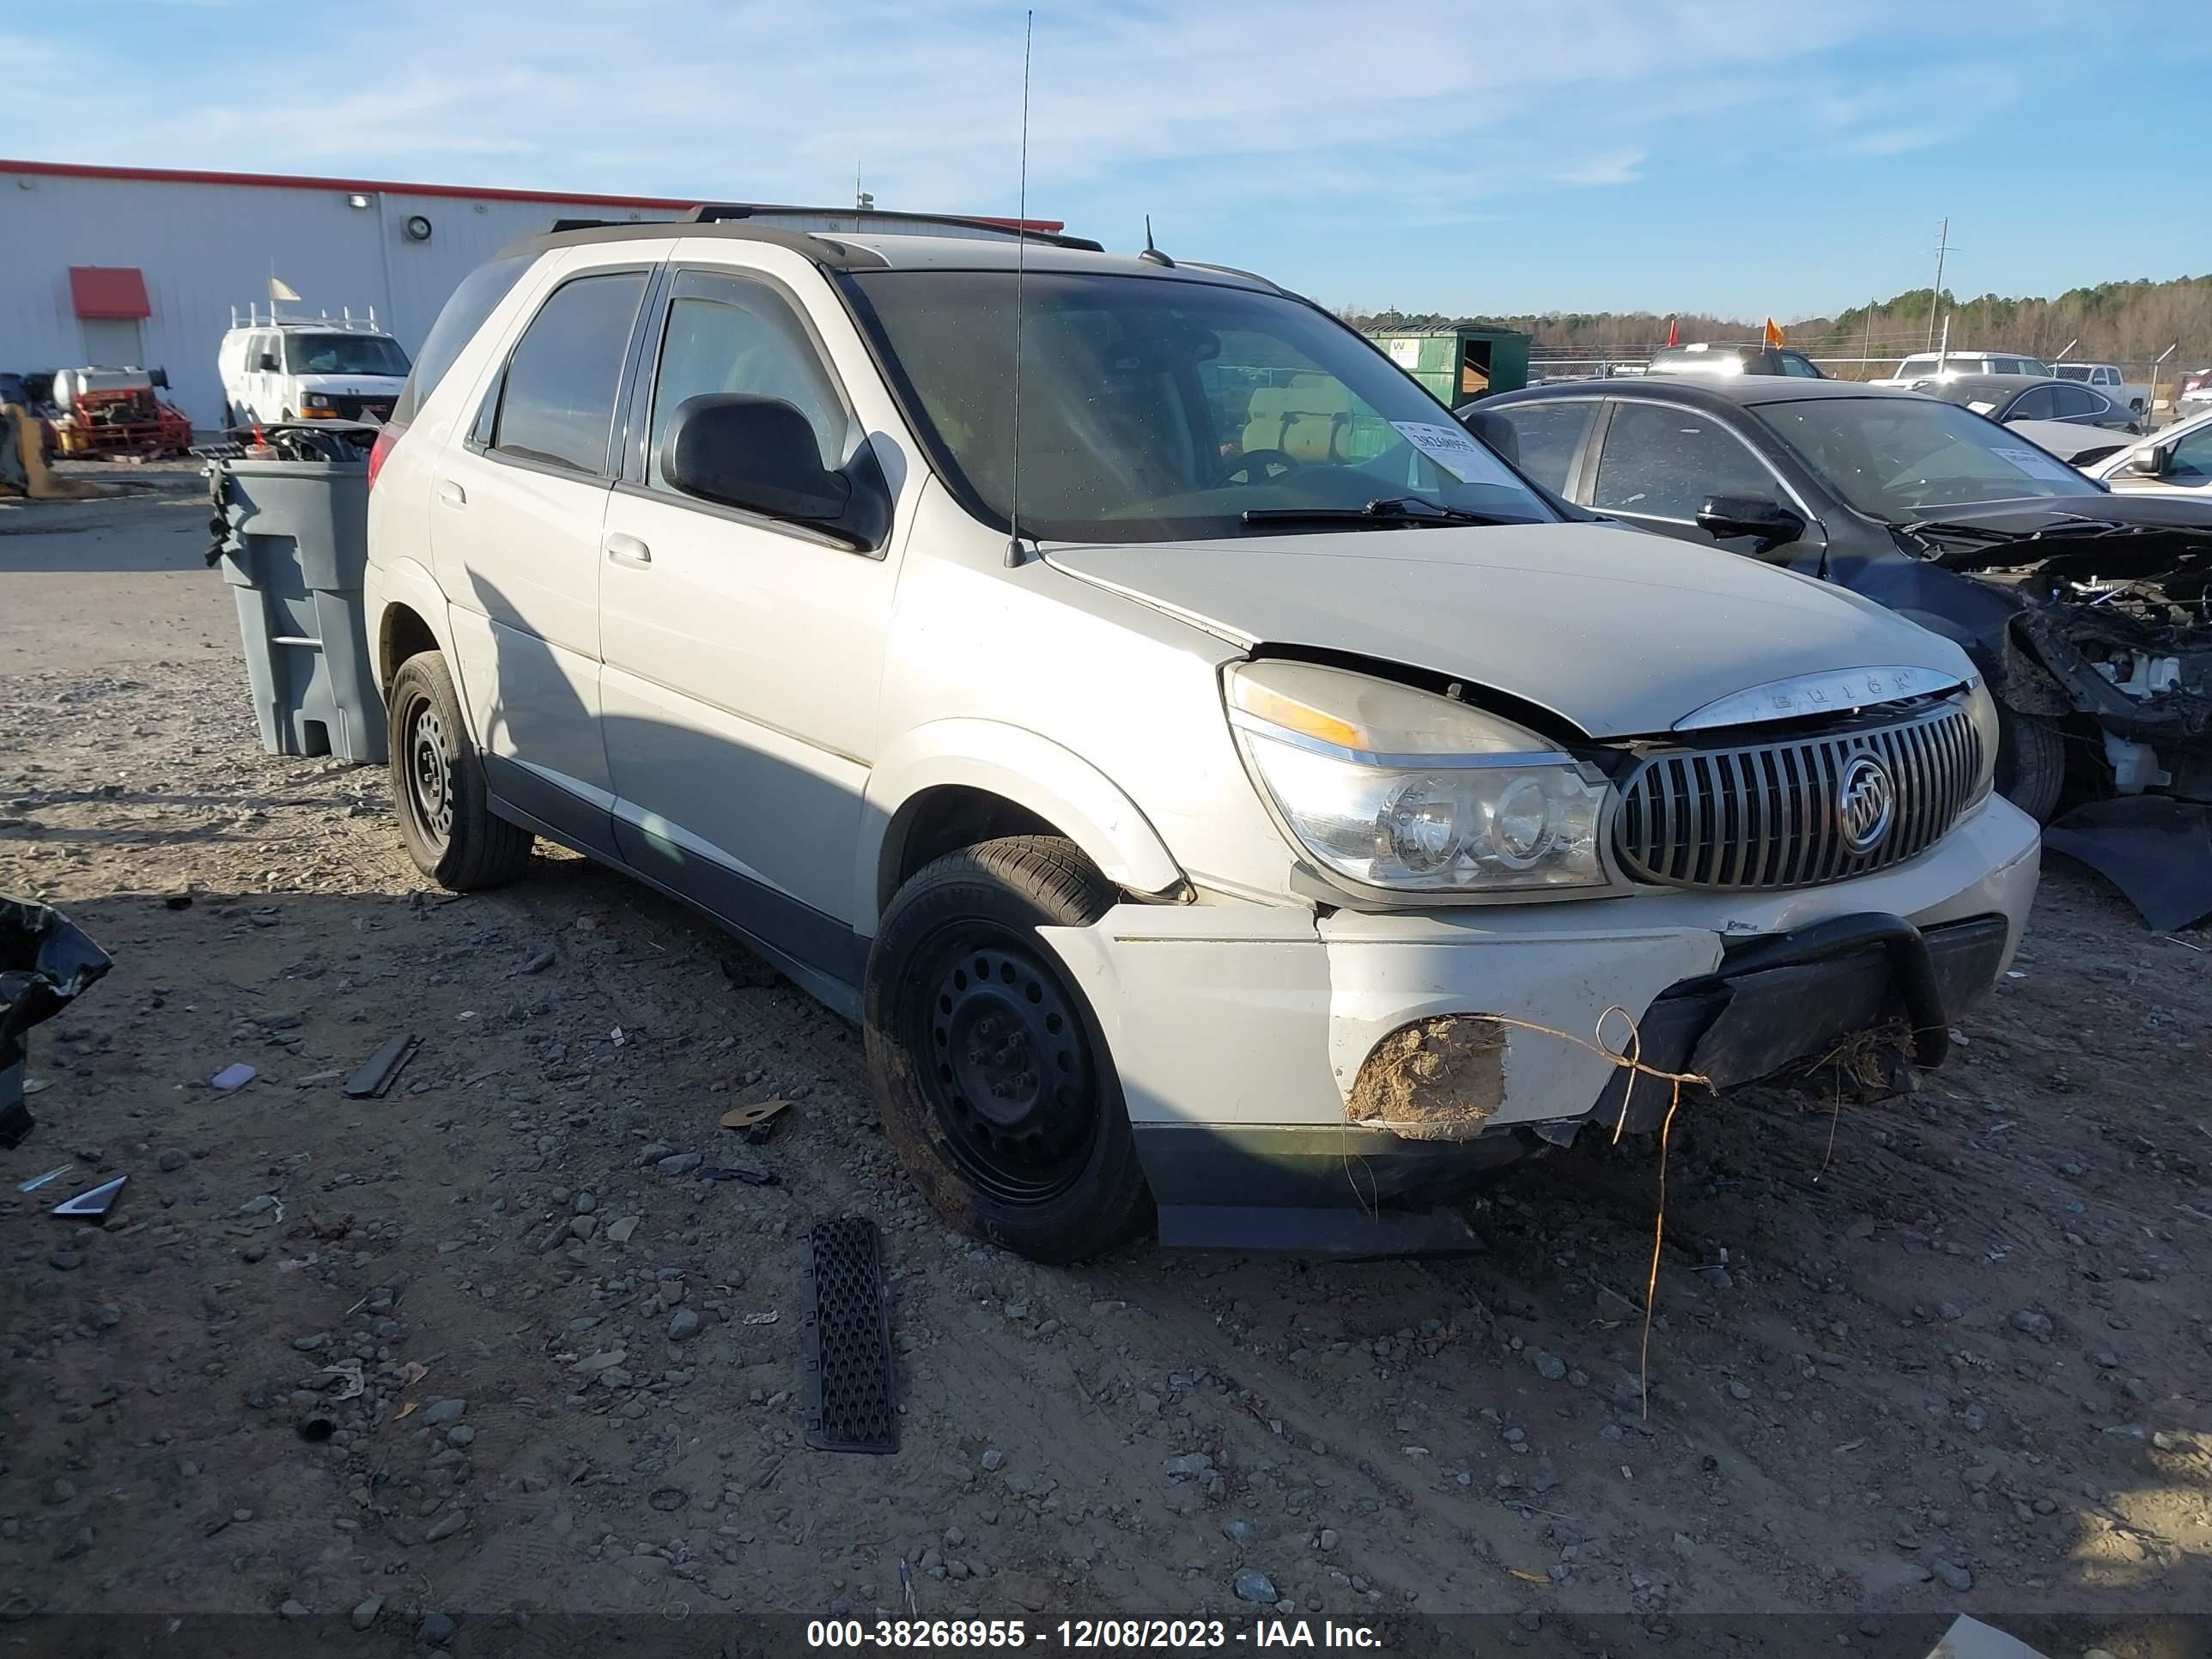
left=2, top=467, right=2209, bottom=1656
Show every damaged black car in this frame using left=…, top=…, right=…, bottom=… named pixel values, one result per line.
left=1468, top=379, right=2212, bottom=926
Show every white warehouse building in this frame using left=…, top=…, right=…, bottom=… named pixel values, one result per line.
left=0, top=159, right=1060, bottom=428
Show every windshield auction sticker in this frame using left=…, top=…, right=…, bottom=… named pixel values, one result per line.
left=1389, top=420, right=1519, bottom=487
left=1989, top=445, right=2080, bottom=484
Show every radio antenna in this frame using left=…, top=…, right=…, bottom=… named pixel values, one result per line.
left=1003, top=9, right=1034, bottom=568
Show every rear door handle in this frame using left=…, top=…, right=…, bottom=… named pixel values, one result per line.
left=436, top=480, right=465, bottom=507
left=605, top=533, right=653, bottom=567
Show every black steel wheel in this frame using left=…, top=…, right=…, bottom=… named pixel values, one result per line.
left=385, top=650, right=534, bottom=890
left=865, top=836, right=1152, bottom=1262
left=904, top=931, right=1099, bottom=1205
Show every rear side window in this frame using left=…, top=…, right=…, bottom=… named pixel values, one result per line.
left=388, top=253, right=532, bottom=427
left=2007, top=385, right=2057, bottom=420
left=1780, top=353, right=1823, bottom=378
left=1491, top=401, right=1595, bottom=494
left=2051, top=386, right=2099, bottom=418
left=491, top=271, right=649, bottom=476
left=1593, top=403, right=1774, bottom=520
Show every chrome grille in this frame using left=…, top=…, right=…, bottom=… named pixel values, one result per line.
left=1613, top=698, right=1982, bottom=890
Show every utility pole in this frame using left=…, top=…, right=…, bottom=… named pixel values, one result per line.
left=1925, top=217, right=1949, bottom=351
left=854, top=164, right=873, bottom=213
left=1862, top=299, right=1875, bottom=369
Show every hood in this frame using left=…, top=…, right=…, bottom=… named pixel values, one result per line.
left=1903, top=495, right=2212, bottom=579
left=1044, top=521, right=1972, bottom=738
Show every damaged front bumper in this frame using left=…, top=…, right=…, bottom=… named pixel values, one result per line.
left=1040, top=796, right=2039, bottom=1253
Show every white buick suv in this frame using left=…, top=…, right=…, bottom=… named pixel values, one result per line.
left=363, top=210, right=2040, bottom=1261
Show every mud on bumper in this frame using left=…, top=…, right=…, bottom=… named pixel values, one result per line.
left=1122, top=911, right=2010, bottom=1255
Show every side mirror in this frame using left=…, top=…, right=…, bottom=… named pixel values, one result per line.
left=257, top=353, right=280, bottom=372
left=662, top=393, right=851, bottom=525
left=1697, top=494, right=1807, bottom=549
left=1453, top=406, right=1518, bottom=466
left=2130, top=445, right=2171, bottom=477
left=149, top=368, right=169, bottom=391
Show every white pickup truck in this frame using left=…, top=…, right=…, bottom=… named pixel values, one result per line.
left=2054, top=362, right=2148, bottom=416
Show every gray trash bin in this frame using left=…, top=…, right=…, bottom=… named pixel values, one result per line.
left=213, top=458, right=386, bottom=765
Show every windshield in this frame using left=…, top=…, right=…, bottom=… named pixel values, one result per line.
left=844, top=270, right=1552, bottom=543
left=1754, top=395, right=2106, bottom=520
left=283, top=333, right=411, bottom=377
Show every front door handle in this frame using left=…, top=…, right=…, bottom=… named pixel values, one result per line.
left=605, top=533, right=653, bottom=567
left=436, top=480, right=466, bottom=507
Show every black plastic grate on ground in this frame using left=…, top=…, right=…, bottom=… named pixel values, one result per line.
left=800, top=1216, right=898, bottom=1454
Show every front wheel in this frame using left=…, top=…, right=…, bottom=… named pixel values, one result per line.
left=386, top=650, right=534, bottom=890
left=1993, top=707, right=2066, bottom=824
left=864, top=836, right=1151, bottom=1264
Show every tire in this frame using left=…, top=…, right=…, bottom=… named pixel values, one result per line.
left=1994, top=707, right=2065, bottom=824
left=864, top=836, right=1151, bottom=1264
left=386, top=651, right=534, bottom=890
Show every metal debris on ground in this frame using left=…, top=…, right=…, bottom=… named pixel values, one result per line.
left=698, top=1164, right=781, bottom=1186
left=52, top=1175, right=128, bottom=1218
left=210, top=1063, right=256, bottom=1092
left=343, top=1033, right=419, bottom=1099
left=18, top=1163, right=73, bottom=1193
left=2, top=895, right=112, bottom=1147
left=800, top=1216, right=899, bottom=1455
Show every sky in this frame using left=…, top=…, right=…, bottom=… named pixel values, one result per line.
left=6, top=0, right=2208, bottom=321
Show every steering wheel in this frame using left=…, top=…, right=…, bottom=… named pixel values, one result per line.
left=1215, top=448, right=1302, bottom=487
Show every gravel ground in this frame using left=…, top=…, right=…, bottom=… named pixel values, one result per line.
left=1, top=468, right=2208, bottom=1654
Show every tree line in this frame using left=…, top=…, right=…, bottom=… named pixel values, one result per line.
left=1343, top=274, right=2212, bottom=368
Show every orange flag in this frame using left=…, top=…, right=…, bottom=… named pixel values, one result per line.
left=1764, top=316, right=1786, bottom=348
left=1665, top=318, right=1680, bottom=347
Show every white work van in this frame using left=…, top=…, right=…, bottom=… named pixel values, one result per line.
left=216, top=319, right=412, bottom=428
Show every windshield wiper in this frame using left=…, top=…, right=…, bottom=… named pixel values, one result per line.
left=1241, top=497, right=1508, bottom=530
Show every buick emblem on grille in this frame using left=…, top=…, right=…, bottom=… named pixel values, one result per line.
left=1835, top=754, right=1896, bottom=854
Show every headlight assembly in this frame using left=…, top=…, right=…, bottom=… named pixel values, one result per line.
left=1224, top=660, right=1618, bottom=896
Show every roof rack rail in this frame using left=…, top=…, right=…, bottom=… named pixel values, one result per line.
left=681, top=201, right=1102, bottom=251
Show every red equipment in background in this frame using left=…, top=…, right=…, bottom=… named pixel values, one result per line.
left=49, top=368, right=193, bottom=459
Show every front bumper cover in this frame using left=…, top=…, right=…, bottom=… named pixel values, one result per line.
left=1128, top=911, right=2008, bottom=1252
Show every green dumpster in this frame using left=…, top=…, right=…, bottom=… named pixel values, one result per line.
left=1364, top=325, right=1531, bottom=405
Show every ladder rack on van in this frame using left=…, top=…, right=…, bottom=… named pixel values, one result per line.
left=228, top=304, right=386, bottom=332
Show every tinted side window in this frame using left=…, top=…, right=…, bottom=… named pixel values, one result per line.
left=1592, top=404, right=1774, bottom=520
left=2051, top=386, right=2098, bottom=417
left=645, top=273, right=849, bottom=491
left=2169, top=427, right=2212, bottom=483
left=493, top=271, right=649, bottom=476
left=389, top=253, right=532, bottom=427
left=2008, top=386, right=2057, bottom=419
left=1781, top=353, right=1823, bottom=378
left=1492, top=401, right=1595, bottom=494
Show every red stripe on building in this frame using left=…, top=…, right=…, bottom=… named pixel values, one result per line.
left=1, top=158, right=1062, bottom=233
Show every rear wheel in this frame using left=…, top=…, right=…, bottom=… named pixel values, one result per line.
left=864, top=836, right=1151, bottom=1263
left=386, top=650, right=533, bottom=890
left=1994, top=707, right=2066, bottom=823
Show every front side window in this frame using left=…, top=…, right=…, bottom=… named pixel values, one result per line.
left=492, top=270, right=648, bottom=476
left=843, top=270, right=1551, bottom=543
left=283, top=332, right=411, bottom=377
left=645, top=274, right=850, bottom=491
left=1755, top=395, right=2107, bottom=520
left=1590, top=403, right=1776, bottom=520
left=2169, top=427, right=2212, bottom=483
